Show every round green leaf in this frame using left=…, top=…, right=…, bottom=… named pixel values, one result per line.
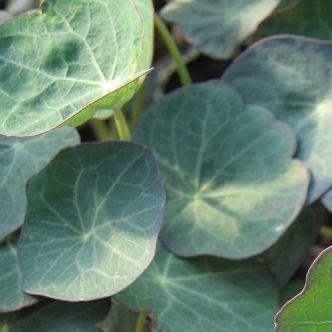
left=0, top=240, right=37, bottom=313
left=18, top=142, right=165, bottom=301
left=275, top=246, right=332, bottom=332
left=93, top=109, right=114, bottom=121
left=223, top=36, right=332, bottom=203
left=0, top=127, right=79, bottom=240
left=262, top=204, right=323, bottom=286
left=161, top=0, right=280, bottom=59
left=0, top=299, right=110, bottom=332
left=134, top=83, right=309, bottom=259
left=258, top=0, right=332, bottom=40
left=0, top=0, right=153, bottom=137
left=117, top=243, right=279, bottom=332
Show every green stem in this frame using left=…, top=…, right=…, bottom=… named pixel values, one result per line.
left=135, top=312, right=147, bottom=332
left=113, top=109, right=131, bottom=141
left=90, top=119, right=114, bottom=141
left=320, top=226, right=332, bottom=241
left=154, top=14, right=193, bottom=86
left=131, top=85, right=147, bottom=130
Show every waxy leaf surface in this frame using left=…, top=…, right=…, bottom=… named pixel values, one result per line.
left=0, top=127, right=79, bottom=240
left=117, top=244, right=279, bottom=332
left=258, top=0, right=332, bottom=40
left=18, top=142, right=165, bottom=301
left=0, top=0, right=153, bottom=136
left=0, top=241, right=37, bottom=313
left=134, top=83, right=308, bottom=259
left=0, top=299, right=110, bottom=332
left=161, top=0, right=280, bottom=59
left=263, top=205, right=323, bottom=286
left=275, top=246, right=332, bottom=331
left=223, top=36, right=332, bottom=203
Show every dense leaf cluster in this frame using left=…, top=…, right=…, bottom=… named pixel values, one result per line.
left=0, top=0, right=331, bottom=331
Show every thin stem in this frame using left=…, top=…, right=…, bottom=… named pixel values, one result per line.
left=131, top=85, right=147, bottom=130
left=135, top=312, right=147, bottom=332
left=113, top=109, right=131, bottom=141
left=154, top=14, right=193, bottom=86
left=90, top=119, right=114, bottom=141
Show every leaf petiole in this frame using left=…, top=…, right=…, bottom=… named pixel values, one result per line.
left=113, top=109, right=132, bottom=141
left=135, top=312, right=147, bottom=332
left=154, top=14, right=193, bottom=86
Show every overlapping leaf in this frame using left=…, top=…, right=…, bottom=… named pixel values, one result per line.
left=161, top=0, right=280, bottom=59
left=223, top=36, right=332, bottom=203
left=0, top=127, right=79, bottom=240
left=262, top=205, right=323, bottom=286
left=117, top=243, right=279, bottom=332
left=18, top=142, right=165, bottom=301
left=134, top=83, right=308, bottom=259
left=258, top=0, right=332, bottom=40
left=0, top=240, right=37, bottom=313
left=0, top=0, right=153, bottom=136
left=0, top=299, right=110, bottom=332
left=275, top=246, right=332, bottom=331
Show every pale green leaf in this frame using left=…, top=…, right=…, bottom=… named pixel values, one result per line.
left=0, top=127, right=79, bottom=240
left=93, top=109, right=114, bottom=121
left=0, top=299, right=110, bottom=332
left=134, top=83, right=309, bottom=259
left=258, top=0, right=332, bottom=40
left=0, top=0, right=153, bottom=137
left=18, top=142, right=165, bottom=301
left=0, top=240, right=37, bottom=313
left=161, top=0, right=280, bottom=59
left=0, top=11, right=12, bottom=24
left=262, top=204, right=324, bottom=286
left=223, top=36, right=332, bottom=203
left=275, top=246, right=332, bottom=332
left=117, top=243, right=279, bottom=332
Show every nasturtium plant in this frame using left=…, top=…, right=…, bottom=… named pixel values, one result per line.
left=18, top=142, right=165, bottom=301
left=223, top=36, right=332, bottom=203
left=275, top=246, right=332, bottom=332
left=0, top=127, right=79, bottom=240
left=161, top=0, right=281, bottom=59
left=117, top=243, right=279, bottom=332
left=134, top=82, right=309, bottom=259
left=0, top=0, right=153, bottom=136
left=1, top=0, right=332, bottom=331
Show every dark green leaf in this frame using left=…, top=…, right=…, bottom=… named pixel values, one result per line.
left=262, top=205, right=324, bottom=286
left=18, top=142, right=165, bottom=301
left=134, top=83, right=309, bottom=259
left=0, top=299, right=110, bottom=332
left=117, top=243, right=279, bottom=332
left=275, top=246, right=332, bottom=331
left=161, top=0, right=281, bottom=59
left=0, top=240, right=37, bottom=313
left=258, top=0, right=332, bottom=40
left=0, top=0, right=153, bottom=136
left=223, top=36, right=332, bottom=203
left=0, top=127, right=79, bottom=240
